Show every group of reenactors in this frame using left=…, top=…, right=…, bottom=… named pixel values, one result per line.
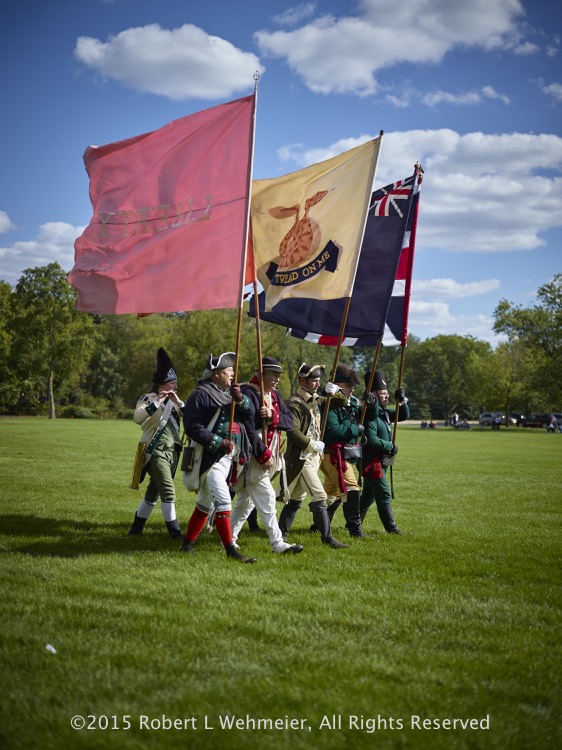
left=128, top=348, right=410, bottom=563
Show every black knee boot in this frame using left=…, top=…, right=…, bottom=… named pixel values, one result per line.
left=327, top=498, right=341, bottom=522
left=377, top=504, right=402, bottom=534
left=128, top=513, right=147, bottom=536
left=247, top=507, right=260, bottom=532
left=310, top=504, right=348, bottom=549
left=165, top=519, right=182, bottom=539
left=343, top=490, right=365, bottom=537
left=279, top=500, right=301, bottom=538
left=311, top=498, right=341, bottom=532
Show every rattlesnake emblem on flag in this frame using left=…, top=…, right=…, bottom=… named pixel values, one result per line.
left=269, top=190, right=329, bottom=269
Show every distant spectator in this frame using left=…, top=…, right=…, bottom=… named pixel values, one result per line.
left=492, top=415, right=501, bottom=431
left=460, top=419, right=471, bottom=430
left=429, top=420, right=436, bottom=430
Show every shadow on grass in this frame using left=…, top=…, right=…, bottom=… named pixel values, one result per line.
left=0, top=513, right=186, bottom=557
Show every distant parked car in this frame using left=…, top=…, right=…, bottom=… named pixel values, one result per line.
left=479, top=412, right=516, bottom=427
left=522, top=414, right=554, bottom=428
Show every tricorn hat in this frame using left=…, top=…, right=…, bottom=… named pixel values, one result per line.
left=154, top=348, right=177, bottom=385
left=261, top=356, right=282, bottom=373
left=364, top=370, right=387, bottom=391
left=207, top=352, right=236, bottom=371
left=298, top=362, right=325, bottom=379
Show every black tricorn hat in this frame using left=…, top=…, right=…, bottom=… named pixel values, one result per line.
left=261, top=356, right=282, bottom=373
left=364, top=370, right=387, bottom=391
left=298, top=362, right=325, bottom=379
left=207, top=352, right=236, bottom=371
left=154, top=348, right=177, bottom=385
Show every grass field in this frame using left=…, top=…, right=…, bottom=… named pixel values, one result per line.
left=0, top=417, right=560, bottom=750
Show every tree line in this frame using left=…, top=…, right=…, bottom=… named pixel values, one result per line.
left=1, top=263, right=560, bottom=421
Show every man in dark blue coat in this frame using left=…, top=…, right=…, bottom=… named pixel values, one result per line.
left=180, top=352, right=257, bottom=563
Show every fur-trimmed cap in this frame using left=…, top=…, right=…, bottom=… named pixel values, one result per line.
left=364, top=370, right=387, bottom=391
left=261, top=356, right=282, bottom=373
left=334, top=364, right=359, bottom=385
left=207, top=352, right=236, bottom=371
left=153, top=348, right=177, bottom=385
left=298, top=362, right=325, bottom=379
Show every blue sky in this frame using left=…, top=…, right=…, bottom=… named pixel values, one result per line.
left=1, top=0, right=560, bottom=345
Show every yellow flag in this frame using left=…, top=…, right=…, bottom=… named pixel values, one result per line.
left=251, top=137, right=381, bottom=312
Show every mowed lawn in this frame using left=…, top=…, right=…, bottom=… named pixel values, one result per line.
left=0, top=417, right=560, bottom=750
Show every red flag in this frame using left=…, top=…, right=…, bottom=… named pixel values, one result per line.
left=68, top=96, right=255, bottom=314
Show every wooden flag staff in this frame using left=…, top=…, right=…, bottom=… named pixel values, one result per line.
left=229, top=73, right=260, bottom=438
left=320, top=296, right=352, bottom=438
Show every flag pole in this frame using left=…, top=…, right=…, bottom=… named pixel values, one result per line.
left=229, top=73, right=260, bottom=438
left=389, top=161, right=424, bottom=495
left=359, top=338, right=383, bottom=425
left=391, top=161, right=423, bottom=442
left=320, top=131, right=384, bottom=438
left=251, top=255, right=268, bottom=437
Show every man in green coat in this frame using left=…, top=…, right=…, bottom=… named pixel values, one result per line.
left=360, top=370, right=410, bottom=534
left=320, top=364, right=366, bottom=538
left=128, top=348, right=184, bottom=539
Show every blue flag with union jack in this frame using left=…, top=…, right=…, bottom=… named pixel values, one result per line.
left=250, top=168, right=422, bottom=347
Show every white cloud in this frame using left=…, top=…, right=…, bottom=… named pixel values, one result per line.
left=74, top=24, right=263, bottom=100
left=0, top=222, right=83, bottom=283
left=421, top=89, right=483, bottom=107
left=277, top=129, right=562, bottom=253
left=386, top=84, right=510, bottom=108
left=272, top=3, right=317, bottom=27
left=542, top=81, right=562, bottom=103
left=407, top=300, right=502, bottom=343
left=413, top=278, right=501, bottom=299
left=480, top=85, right=511, bottom=104
left=422, top=90, right=481, bottom=106
left=256, top=0, right=526, bottom=95
left=0, top=210, right=16, bottom=234
left=385, top=93, right=413, bottom=108
left=513, top=41, right=540, bottom=55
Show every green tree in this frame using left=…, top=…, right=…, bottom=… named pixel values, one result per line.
left=483, top=340, right=538, bottom=414
left=406, top=335, right=492, bottom=419
left=9, top=263, right=97, bottom=418
left=493, top=273, right=562, bottom=408
left=0, top=281, right=21, bottom=411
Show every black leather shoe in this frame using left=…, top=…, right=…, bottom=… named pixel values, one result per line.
left=226, top=544, right=257, bottom=563
left=349, top=528, right=366, bottom=538
left=181, top=539, right=195, bottom=553
left=323, top=537, right=349, bottom=549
